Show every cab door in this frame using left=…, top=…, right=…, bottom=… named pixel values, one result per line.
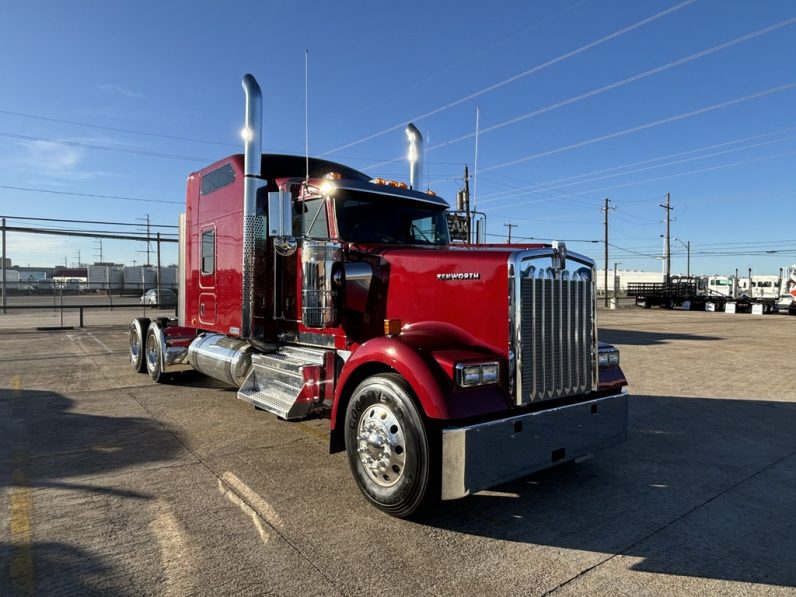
left=198, top=225, right=217, bottom=325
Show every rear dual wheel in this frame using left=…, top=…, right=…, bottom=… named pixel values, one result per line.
left=144, top=325, right=165, bottom=383
left=344, top=373, right=438, bottom=518
left=129, top=317, right=150, bottom=373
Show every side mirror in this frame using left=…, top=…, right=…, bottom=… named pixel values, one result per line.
left=268, top=191, right=297, bottom=256
left=268, top=191, right=292, bottom=237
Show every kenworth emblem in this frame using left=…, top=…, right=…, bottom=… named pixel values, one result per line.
left=437, top=272, right=481, bottom=280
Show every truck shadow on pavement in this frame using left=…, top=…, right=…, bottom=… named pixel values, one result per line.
left=423, top=394, right=796, bottom=588
left=599, top=328, right=722, bottom=345
left=0, top=541, right=136, bottom=597
left=0, top=389, right=185, bottom=498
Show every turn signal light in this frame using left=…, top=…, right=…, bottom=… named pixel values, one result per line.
left=324, top=171, right=342, bottom=180
left=384, top=319, right=402, bottom=336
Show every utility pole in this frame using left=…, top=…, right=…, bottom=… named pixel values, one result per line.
left=463, top=165, right=471, bottom=243
left=613, top=261, right=621, bottom=305
left=1, top=218, right=6, bottom=315
left=602, top=198, right=612, bottom=307
left=504, top=222, right=517, bottom=243
left=95, top=238, right=103, bottom=263
left=734, top=268, right=738, bottom=298
left=685, top=240, right=690, bottom=278
left=660, top=193, right=673, bottom=285
left=156, top=232, right=162, bottom=301
left=675, top=238, right=690, bottom=278
left=138, top=214, right=152, bottom=266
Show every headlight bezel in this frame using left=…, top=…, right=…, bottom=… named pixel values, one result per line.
left=598, top=347, right=620, bottom=368
left=455, top=361, right=500, bottom=388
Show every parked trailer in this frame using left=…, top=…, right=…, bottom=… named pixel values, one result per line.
left=626, top=279, right=712, bottom=310
left=628, top=279, right=779, bottom=313
left=128, top=74, right=628, bottom=518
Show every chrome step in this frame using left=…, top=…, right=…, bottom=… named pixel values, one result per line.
left=237, top=345, right=328, bottom=420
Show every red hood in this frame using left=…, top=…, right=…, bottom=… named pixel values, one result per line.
left=378, top=247, right=525, bottom=357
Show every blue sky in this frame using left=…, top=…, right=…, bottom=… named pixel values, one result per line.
left=0, top=0, right=794, bottom=275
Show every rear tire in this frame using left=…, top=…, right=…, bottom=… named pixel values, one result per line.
left=344, top=373, right=438, bottom=518
left=145, top=325, right=165, bottom=383
left=129, top=317, right=150, bottom=373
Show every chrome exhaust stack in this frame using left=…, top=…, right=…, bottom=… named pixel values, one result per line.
left=241, top=74, right=265, bottom=341
left=406, top=123, right=423, bottom=190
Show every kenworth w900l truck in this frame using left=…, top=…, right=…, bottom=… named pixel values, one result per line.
left=129, top=74, right=628, bottom=518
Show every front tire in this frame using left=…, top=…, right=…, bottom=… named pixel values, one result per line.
left=129, top=317, right=150, bottom=373
left=344, top=373, right=438, bottom=518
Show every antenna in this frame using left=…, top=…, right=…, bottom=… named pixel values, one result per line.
left=473, top=106, right=480, bottom=212
left=305, top=48, right=310, bottom=182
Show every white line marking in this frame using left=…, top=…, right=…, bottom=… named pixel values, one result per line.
left=218, top=471, right=283, bottom=543
left=149, top=501, right=194, bottom=594
left=87, top=332, right=113, bottom=354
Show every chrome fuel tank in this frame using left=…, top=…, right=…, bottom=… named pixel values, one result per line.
left=187, top=334, right=254, bottom=387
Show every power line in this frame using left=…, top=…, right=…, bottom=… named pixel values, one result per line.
left=0, top=131, right=211, bottom=162
left=483, top=133, right=796, bottom=206
left=478, top=125, right=796, bottom=203
left=483, top=147, right=796, bottom=215
left=0, top=109, right=240, bottom=148
left=480, top=81, right=796, bottom=173
left=3, top=225, right=178, bottom=243
left=0, top=184, right=182, bottom=205
left=0, top=214, right=178, bottom=228
left=406, top=16, right=796, bottom=161
left=319, top=0, right=696, bottom=156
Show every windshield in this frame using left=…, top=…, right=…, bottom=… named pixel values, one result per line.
left=334, top=190, right=449, bottom=246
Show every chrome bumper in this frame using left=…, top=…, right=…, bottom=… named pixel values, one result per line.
left=440, top=391, right=628, bottom=500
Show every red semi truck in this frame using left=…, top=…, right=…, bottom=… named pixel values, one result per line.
left=129, top=74, right=628, bottom=518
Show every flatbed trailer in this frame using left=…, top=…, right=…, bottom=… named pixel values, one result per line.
left=627, top=281, right=703, bottom=309
left=627, top=282, right=779, bottom=313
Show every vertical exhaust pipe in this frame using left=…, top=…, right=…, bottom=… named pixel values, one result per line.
left=406, top=123, right=423, bottom=190
left=241, top=74, right=263, bottom=340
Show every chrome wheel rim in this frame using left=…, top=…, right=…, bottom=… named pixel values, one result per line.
left=146, top=333, right=158, bottom=370
left=130, top=327, right=141, bottom=366
left=356, top=401, right=406, bottom=487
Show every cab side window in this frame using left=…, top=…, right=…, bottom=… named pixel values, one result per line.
left=201, top=229, right=215, bottom=274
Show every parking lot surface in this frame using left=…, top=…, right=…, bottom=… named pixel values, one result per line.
left=1, top=308, right=794, bottom=596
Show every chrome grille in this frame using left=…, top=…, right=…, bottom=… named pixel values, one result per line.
left=517, top=265, right=593, bottom=404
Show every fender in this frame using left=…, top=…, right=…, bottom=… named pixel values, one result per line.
left=331, top=336, right=452, bottom=432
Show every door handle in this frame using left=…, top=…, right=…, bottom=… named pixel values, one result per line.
left=200, top=303, right=205, bottom=316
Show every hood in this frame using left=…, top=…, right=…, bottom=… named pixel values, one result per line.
left=379, top=247, right=518, bottom=356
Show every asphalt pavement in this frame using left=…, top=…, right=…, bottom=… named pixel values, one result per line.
left=0, top=308, right=794, bottom=595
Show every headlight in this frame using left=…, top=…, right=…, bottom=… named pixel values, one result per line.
left=455, top=362, right=499, bottom=388
left=598, top=348, right=620, bottom=367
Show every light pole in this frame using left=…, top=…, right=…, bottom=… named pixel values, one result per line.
left=675, top=238, right=690, bottom=278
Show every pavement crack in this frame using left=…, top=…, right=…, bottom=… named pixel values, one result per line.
left=543, top=447, right=796, bottom=596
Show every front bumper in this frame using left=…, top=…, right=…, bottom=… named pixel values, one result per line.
left=440, top=391, right=628, bottom=500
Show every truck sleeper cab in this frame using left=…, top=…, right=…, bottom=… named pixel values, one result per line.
left=128, top=74, right=628, bottom=518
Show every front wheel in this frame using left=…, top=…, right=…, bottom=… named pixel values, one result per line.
left=344, top=373, right=438, bottom=518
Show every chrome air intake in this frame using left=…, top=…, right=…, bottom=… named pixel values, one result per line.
left=406, top=123, right=423, bottom=190
left=509, top=245, right=597, bottom=404
left=302, top=240, right=342, bottom=328
left=241, top=74, right=264, bottom=340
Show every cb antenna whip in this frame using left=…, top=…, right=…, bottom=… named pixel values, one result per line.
left=305, top=48, right=310, bottom=182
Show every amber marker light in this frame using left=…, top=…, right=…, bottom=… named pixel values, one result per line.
left=384, top=319, right=402, bottom=336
